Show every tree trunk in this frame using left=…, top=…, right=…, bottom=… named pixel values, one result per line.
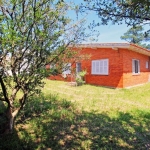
left=3, top=107, right=15, bottom=134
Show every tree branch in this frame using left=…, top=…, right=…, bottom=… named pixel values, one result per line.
left=0, top=76, right=10, bottom=106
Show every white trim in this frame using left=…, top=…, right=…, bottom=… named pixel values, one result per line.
left=132, top=59, right=140, bottom=74
left=62, top=63, right=71, bottom=74
left=72, top=43, right=150, bottom=56
left=91, top=59, right=109, bottom=75
left=146, top=61, right=149, bottom=69
left=76, top=62, right=81, bottom=73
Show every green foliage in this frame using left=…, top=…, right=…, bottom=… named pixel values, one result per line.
left=81, top=0, right=150, bottom=25
left=81, top=0, right=150, bottom=39
left=0, top=0, right=88, bottom=133
left=75, top=76, right=85, bottom=85
left=141, top=43, right=150, bottom=49
left=49, top=68, right=60, bottom=76
left=78, top=70, right=87, bottom=77
left=121, top=25, right=150, bottom=49
left=0, top=102, right=7, bottom=134
left=121, top=25, right=144, bottom=44
left=76, top=70, right=86, bottom=86
left=0, top=101, right=6, bottom=114
left=0, top=80, right=150, bottom=149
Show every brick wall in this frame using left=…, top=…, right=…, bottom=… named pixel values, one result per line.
left=80, top=47, right=124, bottom=88
left=48, top=74, right=73, bottom=82
left=122, top=49, right=150, bottom=88
left=48, top=46, right=150, bottom=88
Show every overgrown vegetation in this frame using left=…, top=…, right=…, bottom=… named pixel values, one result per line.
left=0, top=0, right=87, bottom=133
left=0, top=80, right=150, bottom=149
left=76, top=70, right=86, bottom=86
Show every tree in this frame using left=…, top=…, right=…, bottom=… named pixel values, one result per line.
left=0, top=0, right=87, bottom=134
left=120, top=25, right=150, bottom=49
left=81, top=0, right=150, bottom=26
left=121, top=25, right=144, bottom=44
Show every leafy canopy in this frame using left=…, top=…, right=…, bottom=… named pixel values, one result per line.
left=121, top=25, right=150, bottom=49
left=0, top=0, right=87, bottom=133
left=81, top=0, right=150, bottom=25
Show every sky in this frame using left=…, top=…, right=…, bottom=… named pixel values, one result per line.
left=79, top=13, right=131, bottom=44
left=78, top=12, right=149, bottom=44
left=69, top=0, right=149, bottom=44
left=69, top=4, right=129, bottom=43
left=87, top=18, right=149, bottom=44
left=68, top=0, right=130, bottom=43
left=92, top=24, right=130, bottom=43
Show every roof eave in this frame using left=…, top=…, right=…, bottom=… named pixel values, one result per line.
left=129, top=44, right=150, bottom=56
left=72, top=43, right=150, bottom=56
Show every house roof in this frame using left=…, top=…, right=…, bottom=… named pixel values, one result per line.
left=76, top=43, right=150, bottom=56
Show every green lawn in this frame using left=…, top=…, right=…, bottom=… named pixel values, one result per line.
left=0, top=80, right=150, bottom=150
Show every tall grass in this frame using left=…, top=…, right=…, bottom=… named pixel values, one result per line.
left=0, top=80, right=150, bottom=149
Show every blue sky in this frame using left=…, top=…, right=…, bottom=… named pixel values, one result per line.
left=92, top=24, right=130, bottom=43
left=79, top=13, right=131, bottom=43
left=69, top=0, right=130, bottom=43
left=69, top=0, right=149, bottom=44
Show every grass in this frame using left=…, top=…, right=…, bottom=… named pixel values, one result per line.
left=0, top=80, right=150, bottom=150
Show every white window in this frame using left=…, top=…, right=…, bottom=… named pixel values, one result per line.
left=76, top=62, right=81, bottom=73
left=62, top=63, right=71, bottom=74
left=132, top=59, right=140, bottom=74
left=92, top=59, right=109, bottom=75
left=146, top=61, right=149, bottom=69
left=50, top=64, right=55, bottom=69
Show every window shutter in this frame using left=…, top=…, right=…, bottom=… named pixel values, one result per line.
left=92, top=61, right=95, bottom=74
left=146, top=61, right=149, bottom=69
left=100, top=61, right=103, bottom=73
left=92, top=59, right=108, bottom=75
left=103, top=59, right=108, bottom=74
left=96, top=61, right=99, bottom=74
left=132, top=59, right=135, bottom=73
left=138, top=60, right=140, bottom=73
left=62, top=63, right=71, bottom=74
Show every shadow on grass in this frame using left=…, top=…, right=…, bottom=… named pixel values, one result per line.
left=0, top=94, right=150, bottom=150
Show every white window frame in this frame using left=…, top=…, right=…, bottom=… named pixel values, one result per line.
left=76, top=62, right=81, bottom=73
left=132, top=59, right=140, bottom=74
left=146, top=61, right=149, bottom=69
left=91, top=59, right=109, bottom=75
left=50, top=64, right=55, bottom=69
left=62, top=63, right=71, bottom=74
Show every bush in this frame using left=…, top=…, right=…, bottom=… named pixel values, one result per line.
left=76, top=70, right=86, bottom=86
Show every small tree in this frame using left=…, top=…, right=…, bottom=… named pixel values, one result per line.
left=76, top=70, right=86, bottom=86
left=121, top=25, right=144, bottom=44
left=120, top=25, right=150, bottom=49
left=0, top=0, right=87, bottom=134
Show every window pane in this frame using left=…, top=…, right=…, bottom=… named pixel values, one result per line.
left=135, top=60, right=138, bottom=73
left=104, top=60, right=107, bottom=67
left=92, top=61, right=95, bottom=74
left=96, top=61, right=99, bottom=73
left=100, top=61, right=103, bottom=67
left=76, top=63, right=81, bottom=73
left=132, top=59, right=140, bottom=74
left=103, top=67, right=107, bottom=74
left=146, top=61, right=149, bottom=69
left=92, top=59, right=108, bottom=75
left=62, top=63, right=71, bottom=74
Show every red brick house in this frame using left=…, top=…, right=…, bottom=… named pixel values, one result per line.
left=49, top=43, right=150, bottom=88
